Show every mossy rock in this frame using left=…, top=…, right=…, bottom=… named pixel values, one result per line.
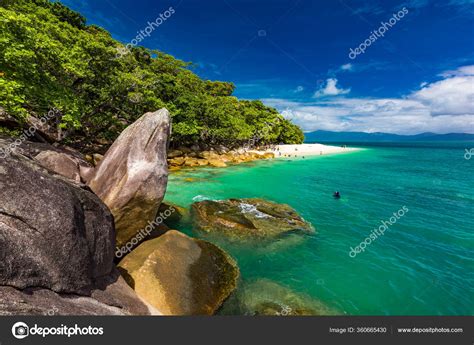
left=192, top=198, right=314, bottom=241
left=118, top=230, right=239, bottom=315
left=219, top=279, right=341, bottom=316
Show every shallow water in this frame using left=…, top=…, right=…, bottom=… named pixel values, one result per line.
left=165, top=142, right=474, bottom=315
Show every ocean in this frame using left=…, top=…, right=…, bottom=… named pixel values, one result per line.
left=164, top=142, right=474, bottom=315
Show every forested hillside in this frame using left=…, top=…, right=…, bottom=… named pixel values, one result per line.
left=0, top=0, right=304, bottom=151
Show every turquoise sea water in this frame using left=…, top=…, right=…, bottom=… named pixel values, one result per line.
left=165, top=142, right=474, bottom=315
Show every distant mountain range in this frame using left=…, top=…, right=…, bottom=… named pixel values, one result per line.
left=304, top=130, right=474, bottom=142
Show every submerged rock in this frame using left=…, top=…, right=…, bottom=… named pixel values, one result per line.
left=158, top=202, right=187, bottom=226
left=118, top=230, right=239, bottom=315
left=220, top=279, right=340, bottom=316
left=0, top=154, right=115, bottom=294
left=191, top=198, right=314, bottom=241
left=88, top=109, right=171, bottom=248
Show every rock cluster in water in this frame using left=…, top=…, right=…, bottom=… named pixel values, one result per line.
left=167, top=147, right=275, bottom=170
left=0, top=109, right=239, bottom=315
left=0, top=108, right=335, bottom=316
left=192, top=198, right=315, bottom=241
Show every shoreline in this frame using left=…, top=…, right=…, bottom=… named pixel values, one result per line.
left=251, top=143, right=361, bottom=158
left=168, top=143, right=362, bottom=171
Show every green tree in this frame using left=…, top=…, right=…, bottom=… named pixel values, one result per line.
left=0, top=0, right=304, bottom=150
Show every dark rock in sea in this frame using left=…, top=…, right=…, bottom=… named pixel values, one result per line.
left=118, top=230, right=239, bottom=315
left=0, top=153, right=115, bottom=295
left=191, top=198, right=314, bottom=241
left=88, top=109, right=171, bottom=248
left=158, top=201, right=187, bottom=226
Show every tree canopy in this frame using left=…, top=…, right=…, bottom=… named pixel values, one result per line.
left=0, top=0, right=304, bottom=150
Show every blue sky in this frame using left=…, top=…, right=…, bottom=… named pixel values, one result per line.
left=60, top=0, right=474, bottom=134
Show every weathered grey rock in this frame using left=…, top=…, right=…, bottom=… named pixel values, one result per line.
left=118, top=230, right=239, bottom=315
left=0, top=286, right=128, bottom=316
left=0, top=136, right=92, bottom=183
left=192, top=198, right=314, bottom=241
left=79, top=165, right=95, bottom=183
left=215, top=145, right=229, bottom=154
left=167, top=149, right=183, bottom=158
left=0, top=153, right=115, bottom=294
left=34, top=150, right=82, bottom=182
left=0, top=272, right=159, bottom=316
left=88, top=109, right=171, bottom=248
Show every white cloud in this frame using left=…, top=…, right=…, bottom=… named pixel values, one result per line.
left=314, top=78, right=351, bottom=98
left=264, top=65, right=474, bottom=134
left=439, top=65, right=474, bottom=77
left=294, top=86, right=304, bottom=93
left=410, top=75, right=474, bottom=115
left=340, top=63, right=353, bottom=71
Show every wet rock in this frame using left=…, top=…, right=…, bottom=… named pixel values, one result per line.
left=208, top=158, right=227, bottom=167
left=192, top=198, right=314, bottom=241
left=118, top=230, right=239, bottom=315
left=220, top=279, right=340, bottom=316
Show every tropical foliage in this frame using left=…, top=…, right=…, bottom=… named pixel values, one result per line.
left=0, top=0, right=304, bottom=150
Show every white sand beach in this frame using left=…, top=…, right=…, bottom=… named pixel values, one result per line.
left=253, top=144, right=360, bottom=158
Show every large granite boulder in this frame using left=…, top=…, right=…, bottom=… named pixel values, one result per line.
left=0, top=287, right=128, bottom=316
left=0, top=136, right=93, bottom=183
left=34, top=150, right=83, bottom=182
left=0, top=272, right=161, bottom=316
left=0, top=273, right=158, bottom=316
left=219, top=279, right=341, bottom=316
left=88, top=109, right=171, bottom=248
left=118, top=230, right=239, bottom=315
left=192, top=198, right=314, bottom=241
left=0, top=153, right=115, bottom=294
